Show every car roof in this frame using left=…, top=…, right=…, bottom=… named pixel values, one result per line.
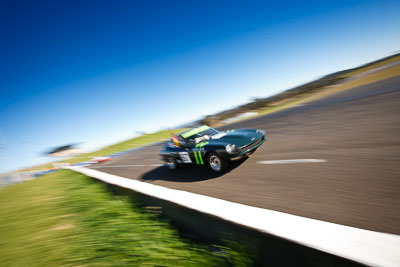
left=180, top=125, right=210, bottom=138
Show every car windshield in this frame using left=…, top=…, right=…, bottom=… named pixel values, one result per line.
left=183, top=127, right=219, bottom=145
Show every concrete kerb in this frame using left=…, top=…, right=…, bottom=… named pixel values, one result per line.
left=66, top=166, right=400, bottom=267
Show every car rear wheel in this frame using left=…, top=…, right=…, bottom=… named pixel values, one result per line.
left=166, top=158, right=177, bottom=170
left=207, top=153, right=227, bottom=172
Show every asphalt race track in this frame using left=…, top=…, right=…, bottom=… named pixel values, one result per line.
left=91, top=76, right=400, bottom=235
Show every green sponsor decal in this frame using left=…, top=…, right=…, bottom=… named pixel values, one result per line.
left=198, top=151, right=204, bottom=165
left=194, top=150, right=200, bottom=165
left=193, top=151, right=204, bottom=165
left=181, top=125, right=210, bottom=138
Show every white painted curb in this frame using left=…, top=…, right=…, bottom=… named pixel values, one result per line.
left=66, top=166, right=400, bottom=267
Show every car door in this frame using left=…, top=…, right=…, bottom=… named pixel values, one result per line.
left=171, top=136, right=193, bottom=165
left=178, top=136, right=206, bottom=166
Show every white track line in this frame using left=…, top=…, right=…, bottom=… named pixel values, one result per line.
left=92, top=164, right=146, bottom=168
left=257, top=159, right=327, bottom=164
left=67, top=166, right=400, bottom=267
left=93, top=164, right=164, bottom=168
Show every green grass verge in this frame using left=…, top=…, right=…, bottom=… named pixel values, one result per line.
left=24, top=128, right=188, bottom=172
left=0, top=170, right=249, bottom=266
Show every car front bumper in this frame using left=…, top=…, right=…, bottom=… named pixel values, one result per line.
left=229, top=136, right=266, bottom=161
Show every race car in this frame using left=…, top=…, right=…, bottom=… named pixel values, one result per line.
left=159, top=125, right=266, bottom=172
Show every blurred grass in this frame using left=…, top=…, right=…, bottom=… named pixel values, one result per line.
left=24, top=128, right=188, bottom=171
left=0, top=170, right=248, bottom=266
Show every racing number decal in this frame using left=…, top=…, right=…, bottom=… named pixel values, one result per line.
left=179, top=152, right=192, bottom=163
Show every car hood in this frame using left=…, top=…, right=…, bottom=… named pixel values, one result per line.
left=208, top=129, right=263, bottom=148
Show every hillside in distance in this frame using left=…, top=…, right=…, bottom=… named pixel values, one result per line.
left=201, top=53, right=400, bottom=126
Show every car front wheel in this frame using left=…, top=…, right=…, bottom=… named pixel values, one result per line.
left=166, top=158, right=178, bottom=170
left=207, top=153, right=227, bottom=173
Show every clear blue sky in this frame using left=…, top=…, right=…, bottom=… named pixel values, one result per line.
left=1, top=0, right=399, bottom=173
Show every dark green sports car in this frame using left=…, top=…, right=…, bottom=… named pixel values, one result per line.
left=160, top=125, right=266, bottom=172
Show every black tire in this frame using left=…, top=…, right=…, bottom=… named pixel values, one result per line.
left=207, top=153, right=228, bottom=173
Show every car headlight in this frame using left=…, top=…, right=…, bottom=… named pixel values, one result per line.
left=256, top=129, right=265, bottom=135
left=226, top=144, right=236, bottom=154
